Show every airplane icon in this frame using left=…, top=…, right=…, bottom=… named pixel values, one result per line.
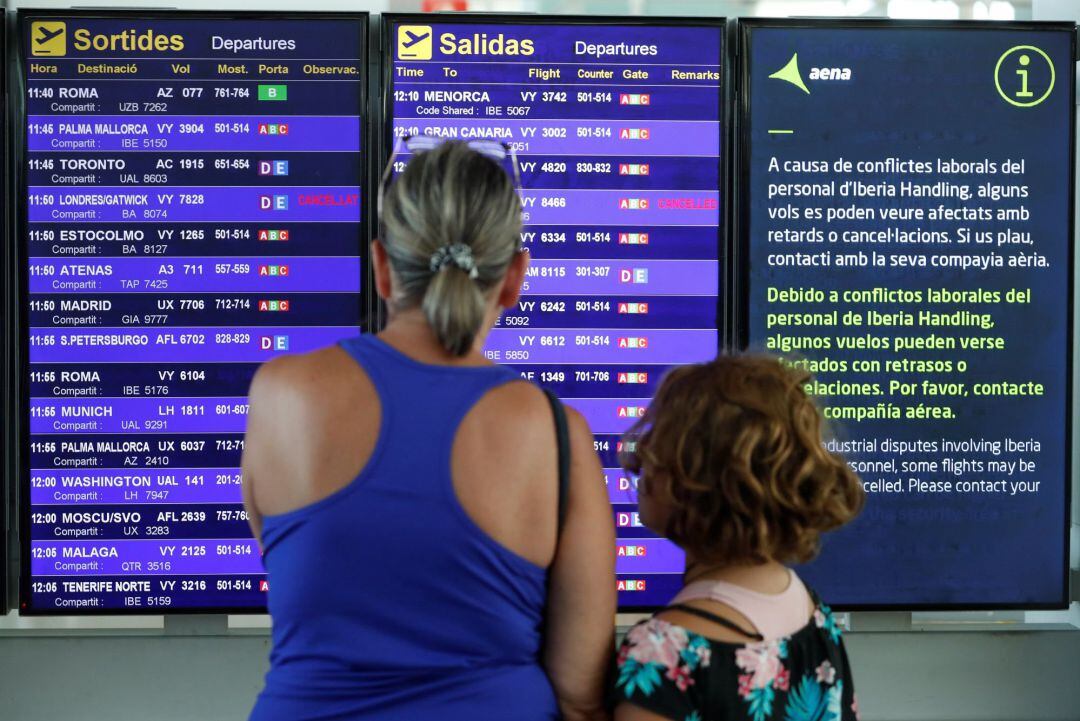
left=31, top=21, right=67, bottom=56
left=37, top=26, right=63, bottom=43
left=398, top=25, right=432, bottom=60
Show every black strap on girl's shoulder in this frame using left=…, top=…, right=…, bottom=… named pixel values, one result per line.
left=542, top=389, right=570, bottom=533
left=666, top=604, right=765, bottom=642
left=804, top=582, right=823, bottom=608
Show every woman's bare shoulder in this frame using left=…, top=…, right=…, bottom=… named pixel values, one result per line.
left=249, top=346, right=356, bottom=402
left=244, top=345, right=378, bottom=515
left=246, top=345, right=379, bottom=466
left=466, top=378, right=554, bottom=438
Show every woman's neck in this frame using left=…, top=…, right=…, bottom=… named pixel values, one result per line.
left=379, top=308, right=492, bottom=367
left=682, top=558, right=792, bottom=594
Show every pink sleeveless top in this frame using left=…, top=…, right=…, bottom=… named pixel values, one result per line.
left=671, top=570, right=812, bottom=641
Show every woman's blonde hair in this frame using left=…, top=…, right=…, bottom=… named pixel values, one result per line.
left=621, top=355, right=865, bottom=565
left=380, top=140, right=522, bottom=356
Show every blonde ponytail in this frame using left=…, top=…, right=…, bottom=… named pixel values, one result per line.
left=380, top=141, right=522, bottom=356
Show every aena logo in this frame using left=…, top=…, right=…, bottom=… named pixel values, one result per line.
left=808, top=67, right=852, bottom=81
left=769, top=53, right=852, bottom=94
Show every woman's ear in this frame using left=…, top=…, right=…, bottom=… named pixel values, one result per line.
left=372, top=240, right=393, bottom=301
left=497, top=250, right=530, bottom=309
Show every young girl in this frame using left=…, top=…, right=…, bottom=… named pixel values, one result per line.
left=612, top=356, right=866, bottom=721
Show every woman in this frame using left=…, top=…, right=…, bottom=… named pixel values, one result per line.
left=243, top=140, right=616, bottom=720
left=611, top=356, right=864, bottom=721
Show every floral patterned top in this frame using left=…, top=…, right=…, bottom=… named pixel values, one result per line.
left=612, top=599, right=858, bottom=721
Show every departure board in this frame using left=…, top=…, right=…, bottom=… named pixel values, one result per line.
left=21, top=12, right=367, bottom=613
left=740, top=21, right=1073, bottom=608
left=386, top=16, right=724, bottom=609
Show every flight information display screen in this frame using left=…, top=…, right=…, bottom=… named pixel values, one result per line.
left=21, top=12, right=367, bottom=613
left=741, top=21, right=1073, bottom=608
left=386, top=16, right=724, bottom=609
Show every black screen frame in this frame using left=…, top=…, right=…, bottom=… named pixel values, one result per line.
left=733, top=17, right=1076, bottom=612
left=0, top=9, right=9, bottom=616
left=15, top=8, right=372, bottom=616
left=381, top=12, right=730, bottom=613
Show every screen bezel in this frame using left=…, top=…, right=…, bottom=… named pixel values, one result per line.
left=0, top=10, right=9, bottom=616
left=15, top=8, right=372, bottom=616
left=734, top=17, right=1076, bottom=612
left=381, top=13, right=729, bottom=613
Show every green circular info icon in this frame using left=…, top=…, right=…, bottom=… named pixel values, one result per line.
left=995, top=45, right=1055, bottom=108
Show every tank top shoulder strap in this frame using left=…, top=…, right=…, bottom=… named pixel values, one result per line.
left=665, top=604, right=764, bottom=642
left=803, top=583, right=823, bottom=608
left=337, top=334, right=391, bottom=394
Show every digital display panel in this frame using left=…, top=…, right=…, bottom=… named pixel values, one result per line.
left=386, top=15, right=724, bottom=609
left=21, top=12, right=367, bottom=613
left=741, top=21, right=1074, bottom=608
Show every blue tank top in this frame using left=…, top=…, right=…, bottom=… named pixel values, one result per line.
left=250, top=335, right=559, bottom=721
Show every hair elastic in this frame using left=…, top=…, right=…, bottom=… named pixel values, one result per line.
left=429, top=243, right=479, bottom=279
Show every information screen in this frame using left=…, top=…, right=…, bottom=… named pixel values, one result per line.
left=741, top=21, right=1074, bottom=608
left=20, top=12, right=367, bottom=613
left=386, top=15, right=724, bottom=609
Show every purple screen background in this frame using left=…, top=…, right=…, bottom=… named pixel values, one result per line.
left=388, top=20, right=725, bottom=609
left=22, top=14, right=366, bottom=613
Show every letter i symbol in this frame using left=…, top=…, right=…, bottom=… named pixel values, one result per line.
left=1016, top=55, right=1033, bottom=98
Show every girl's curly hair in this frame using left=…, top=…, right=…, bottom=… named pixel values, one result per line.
left=621, top=355, right=865, bottom=565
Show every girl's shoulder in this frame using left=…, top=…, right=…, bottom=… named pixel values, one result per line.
left=612, top=616, right=714, bottom=720
left=612, top=603, right=860, bottom=721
